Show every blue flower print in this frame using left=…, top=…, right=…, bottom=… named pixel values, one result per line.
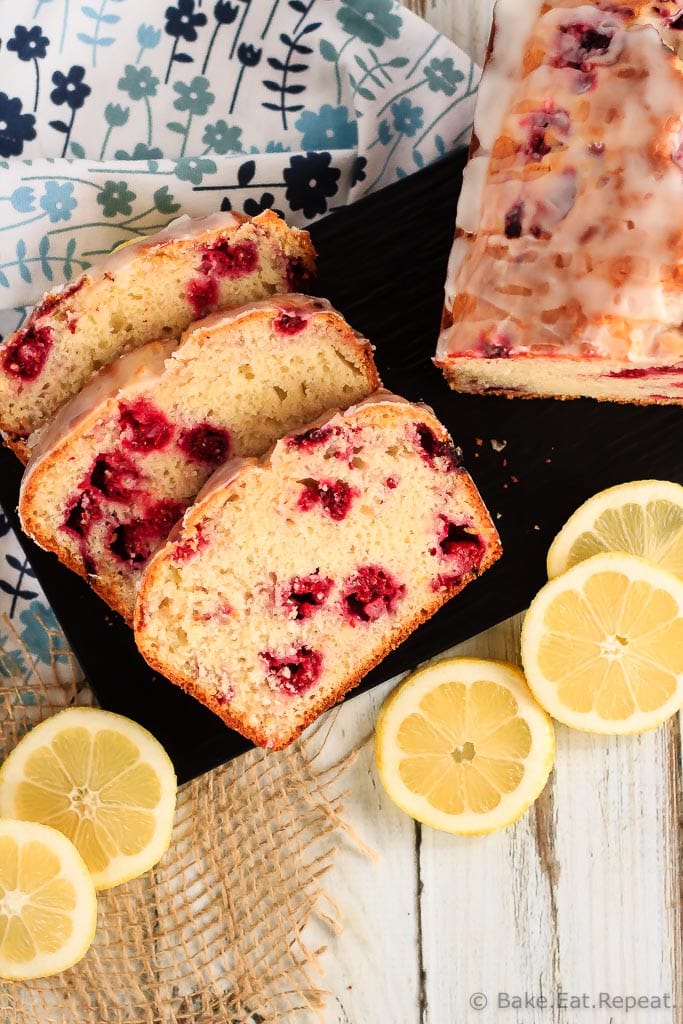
left=137, top=23, right=162, bottom=52
left=10, top=187, right=36, bottom=213
left=424, top=57, right=464, bottom=96
left=174, top=156, right=216, bottom=184
left=0, top=513, right=10, bottom=538
left=173, top=76, right=215, bottom=116
left=336, top=0, right=402, bottom=47
left=50, top=65, right=91, bottom=110
left=114, top=143, right=164, bottom=160
left=391, top=97, right=423, bottom=137
left=295, top=105, right=358, bottom=151
left=0, top=93, right=36, bottom=158
left=165, top=0, right=207, bottom=42
left=19, top=601, right=69, bottom=667
left=104, top=103, right=130, bottom=127
left=118, top=64, right=159, bottom=101
left=284, top=152, right=340, bottom=219
left=40, top=181, right=77, bottom=223
left=7, top=25, right=49, bottom=60
left=202, top=120, right=242, bottom=154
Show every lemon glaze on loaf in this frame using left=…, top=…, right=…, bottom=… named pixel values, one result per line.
left=437, top=0, right=683, bottom=404
left=1, top=210, right=315, bottom=458
left=19, top=295, right=379, bottom=622
left=134, top=393, right=502, bottom=749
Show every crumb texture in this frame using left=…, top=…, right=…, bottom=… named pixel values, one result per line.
left=19, top=298, right=377, bottom=621
left=134, top=398, right=501, bottom=749
left=0, top=212, right=315, bottom=441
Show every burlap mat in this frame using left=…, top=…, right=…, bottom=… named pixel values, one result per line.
left=0, top=613, right=372, bottom=1023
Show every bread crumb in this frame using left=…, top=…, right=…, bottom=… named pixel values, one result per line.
left=490, top=438, right=507, bottom=452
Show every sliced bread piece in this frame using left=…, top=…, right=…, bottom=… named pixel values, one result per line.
left=134, top=393, right=502, bottom=749
left=1, top=210, right=315, bottom=459
left=19, top=295, right=378, bottom=622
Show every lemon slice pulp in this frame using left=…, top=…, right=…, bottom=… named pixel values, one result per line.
left=375, top=658, right=555, bottom=835
left=547, top=479, right=683, bottom=580
left=0, top=819, right=96, bottom=980
left=522, top=551, right=683, bottom=733
left=0, top=708, right=177, bottom=889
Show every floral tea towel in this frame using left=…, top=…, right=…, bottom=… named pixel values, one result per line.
left=0, top=0, right=479, bottom=315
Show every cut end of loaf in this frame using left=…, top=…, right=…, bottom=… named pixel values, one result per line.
left=134, top=396, right=501, bottom=749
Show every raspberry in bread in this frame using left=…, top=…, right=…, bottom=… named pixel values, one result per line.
left=436, top=0, right=683, bottom=403
left=19, top=296, right=378, bottom=623
left=1, top=210, right=315, bottom=460
left=134, top=394, right=502, bottom=750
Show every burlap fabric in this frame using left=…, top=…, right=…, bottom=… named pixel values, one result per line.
left=0, top=613, right=371, bottom=1023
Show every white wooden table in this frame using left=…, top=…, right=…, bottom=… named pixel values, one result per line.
left=308, top=3, right=683, bottom=1021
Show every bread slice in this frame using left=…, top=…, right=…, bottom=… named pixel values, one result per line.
left=19, top=296, right=378, bottom=623
left=134, top=393, right=502, bottom=749
left=436, top=0, right=683, bottom=403
left=1, top=210, right=315, bottom=459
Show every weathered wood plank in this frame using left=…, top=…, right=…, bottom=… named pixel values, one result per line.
left=301, top=679, right=421, bottom=1024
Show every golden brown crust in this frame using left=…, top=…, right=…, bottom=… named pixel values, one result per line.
left=2, top=434, right=30, bottom=463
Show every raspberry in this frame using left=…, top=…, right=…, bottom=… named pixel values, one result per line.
left=297, top=479, right=357, bottom=521
left=119, top=399, right=173, bottom=452
left=287, top=425, right=337, bottom=451
left=1, top=326, right=54, bottom=381
left=342, top=565, right=406, bottom=624
left=260, top=647, right=323, bottom=695
left=108, top=500, right=183, bottom=565
left=283, top=573, right=333, bottom=620
left=199, top=239, right=258, bottom=278
left=435, top=519, right=485, bottom=576
left=62, top=491, right=101, bottom=538
left=178, top=423, right=231, bottom=465
left=413, top=423, right=462, bottom=471
left=89, top=452, right=140, bottom=501
left=186, top=276, right=218, bottom=317
left=273, top=310, right=307, bottom=334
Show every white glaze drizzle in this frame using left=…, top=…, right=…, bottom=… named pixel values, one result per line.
left=442, top=0, right=683, bottom=363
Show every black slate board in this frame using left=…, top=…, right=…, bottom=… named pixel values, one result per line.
left=2, top=149, right=682, bottom=783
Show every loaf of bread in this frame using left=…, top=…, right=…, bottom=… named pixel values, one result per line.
left=134, top=393, right=502, bottom=749
left=19, top=296, right=379, bottom=622
left=1, top=210, right=315, bottom=460
left=436, top=0, right=683, bottom=403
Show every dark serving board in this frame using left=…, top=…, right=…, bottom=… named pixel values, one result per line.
left=2, top=149, right=682, bottom=783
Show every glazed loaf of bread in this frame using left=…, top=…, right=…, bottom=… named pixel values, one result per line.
left=134, top=393, right=502, bottom=749
left=1, top=210, right=315, bottom=459
left=436, top=0, right=683, bottom=403
left=19, top=296, right=378, bottom=622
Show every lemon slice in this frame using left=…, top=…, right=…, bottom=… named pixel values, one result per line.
left=0, top=819, right=97, bottom=980
left=0, top=708, right=177, bottom=890
left=522, top=552, right=683, bottom=734
left=547, top=480, right=683, bottom=580
left=375, top=658, right=555, bottom=835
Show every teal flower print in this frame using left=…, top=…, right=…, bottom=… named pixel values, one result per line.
left=96, top=180, right=136, bottom=217
left=137, top=23, right=161, bottom=52
left=173, top=76, right=215, bottom=116
left=391, top=97, right=423, bottom=137
left=10, top=186, right=36, bottom=213
left=377, top=118, right=392, bottom=144
left=39, top=181, right=77, bottom=223
left=153, top=185, right=181, bottom=214
left=19, top=601, right=69, bottom=667
left=295, top=104, right=358, bottom=150
left=337, top=0, right=402, bottom=46
left=118, top=64, right=159, bottom=101
left=105, top=103, right=130, bottom=127
left=174, top=156, right=216, bottom=185
left=114, top=143, right=164, bottom=160
left=424, top=57, right=464, bottom=96
left=202, top=120, right=242, bottom=154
